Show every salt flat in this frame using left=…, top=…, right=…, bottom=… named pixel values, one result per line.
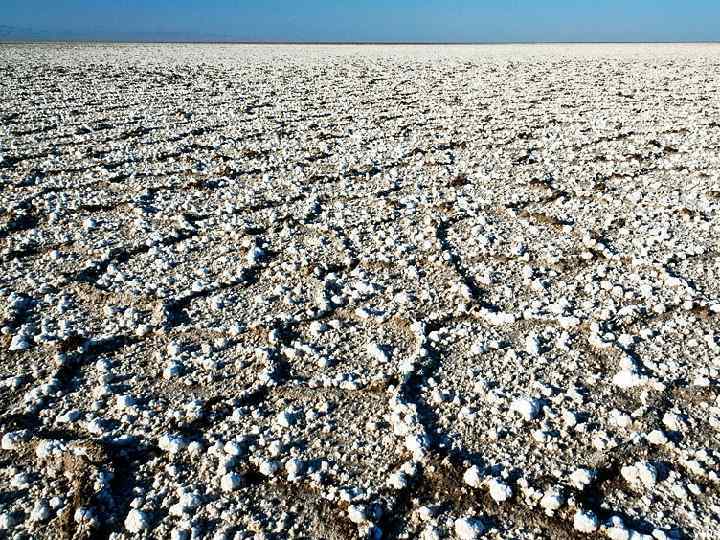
left=1, top=43, right=719, bottom=539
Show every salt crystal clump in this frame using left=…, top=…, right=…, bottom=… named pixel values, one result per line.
left=30, top=500, right=51, bottom=522
left=525, top=334, right=541, bottom=356
left=35, top=439, right=66, bottom=459
left=612, top=369, right=648, bottom=388
left=2, top=430, right=29, bottom=450
left=480, top=309, right=516, bottom=326
left=454, top=517, right=486, bottom=539
left=570, top=468, right=596, bottom=489
left=125, top=509, right=150, bottom=533
left=620, top=461, right=658, bottom=488
left=347, top=505, right=368, bottom=524
left=404, top=432, right=430, bottom=459
left=510, top=397, right=541, bottom=420
left=158, top=434, right=189, bottom=454
left=573, top=510, right=598, bottom=533
left=540, top=488, right=565, bottom=512
left=662, top=412, right=686, bottom=432
left=463, top=465, right=484, bottom=488
left=220, top=472, right=243, bottom=492
left=487, top=478, right=513, bottom=503
left=246, top=246, right=265, bottom=265
left=285, top=458, right=305, bottom=479
left=9, top=333, right=30, bottom=351
left=366, top=342, right=389, bottom=363
left=387, top=462, right=418, bottom=490
left=258, top=459, right=280, bottom=477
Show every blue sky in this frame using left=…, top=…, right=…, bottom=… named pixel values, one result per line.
left=1, top=0, right=719, bottom=43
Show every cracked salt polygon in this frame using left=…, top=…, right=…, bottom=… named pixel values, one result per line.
left=220, top=472, right=243, bottom=492
left=463, top=465, right=483, bottom=488
left=454, top=517, right=486, bottom=540
left=573, top=510, right=598, bottom=533
left=510, top=397, right=541, bottom=420
left=488, top=478, right=512, bottom=503
left=125, top=509, right=151, bottom=533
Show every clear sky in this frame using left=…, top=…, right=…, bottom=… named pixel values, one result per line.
left=1, top=0, right=719, bottom=43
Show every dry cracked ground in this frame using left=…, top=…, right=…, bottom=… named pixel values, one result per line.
left=1, top=43, right=719, bottom=540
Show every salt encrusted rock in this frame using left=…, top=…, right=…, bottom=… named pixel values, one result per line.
left=454, top=516, right=486, bottom=539
left=510, top=397, right=541, bottom=420
left=125, top=509, right=151, bottom=533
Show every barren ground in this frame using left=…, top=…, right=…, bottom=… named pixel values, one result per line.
left=1, top=44, right=719, bottom=539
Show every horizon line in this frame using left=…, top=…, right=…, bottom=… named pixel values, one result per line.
left=2, top=39, right=720, bottom=46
